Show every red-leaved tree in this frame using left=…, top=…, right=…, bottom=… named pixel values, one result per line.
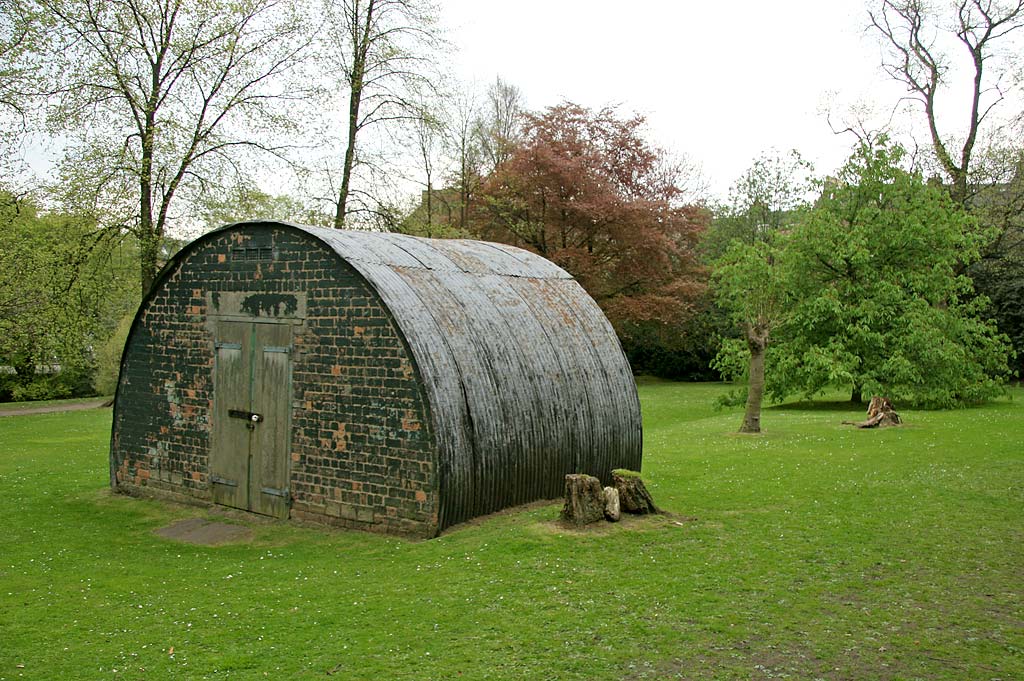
left=471, top=102, right=708, bottom=330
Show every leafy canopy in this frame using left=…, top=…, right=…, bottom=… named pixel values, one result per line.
left=767, top=139, right=1013, bottom=407
left=471, top=102, right=708, bottom=330
left=0, top=190, right=136, bottom=400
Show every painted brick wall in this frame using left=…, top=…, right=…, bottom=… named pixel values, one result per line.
left=111, top=225, right=438, bottom=536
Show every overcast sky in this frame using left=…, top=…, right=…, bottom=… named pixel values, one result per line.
left=438, top=0, right=909, bottom=200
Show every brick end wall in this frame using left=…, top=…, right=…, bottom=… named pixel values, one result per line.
left=111, top=226, right=437, bottom=536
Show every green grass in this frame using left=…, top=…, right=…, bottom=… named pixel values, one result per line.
left=1, top=382, right=1021, bottom=680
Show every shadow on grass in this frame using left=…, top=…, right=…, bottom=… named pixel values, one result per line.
left=768, top=387, right=1020, bottom=413
left=767, top=399, right=864, bottom=412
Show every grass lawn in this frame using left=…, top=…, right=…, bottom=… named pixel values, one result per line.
left=0, top=381, right=1021, bottom=680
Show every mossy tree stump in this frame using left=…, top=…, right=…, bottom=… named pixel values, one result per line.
left=612, top=469, right=659, bottom=514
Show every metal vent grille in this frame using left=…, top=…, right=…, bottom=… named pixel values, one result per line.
left=232, top=246, right=273, bottom=262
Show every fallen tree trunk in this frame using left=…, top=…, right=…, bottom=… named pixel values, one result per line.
left=843, top=396, right=902, bottom=428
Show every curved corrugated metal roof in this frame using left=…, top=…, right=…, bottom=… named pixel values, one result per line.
left=293, top=224, right=642, bottom=529
left=206, top=221, right=643, bottom=530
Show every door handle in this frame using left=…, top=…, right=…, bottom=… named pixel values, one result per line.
left=228, top=410, right=263, bottom=429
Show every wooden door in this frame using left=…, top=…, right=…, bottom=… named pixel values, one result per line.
left=249, top=323, right=292, bottom=518
left=210, top=320, right=292, bottom=518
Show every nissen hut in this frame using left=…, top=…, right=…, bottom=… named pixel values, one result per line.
left=110, top=221, right=642, bottom=537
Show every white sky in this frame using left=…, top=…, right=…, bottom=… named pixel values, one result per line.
left=438, top=0, right=911, bottom=200
left=18, top=0, right=1013, bottom=216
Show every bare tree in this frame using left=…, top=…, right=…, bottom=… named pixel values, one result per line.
left=443, top=88, right=482, bottom=232
left=401, top=107, right=447, bottom=235
left=321, top=0, right=442, bottom=228
left=869, top=0, right=1024, bottom=204
left=474, top=76, right=523, bottom=175
left=30, top=0, right=315, bottom=294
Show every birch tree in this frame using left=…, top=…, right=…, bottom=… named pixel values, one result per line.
left=33, top=0, right=314, bottom=294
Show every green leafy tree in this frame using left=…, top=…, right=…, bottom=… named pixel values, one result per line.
left=706, top=151, right=814, bottom=427
left=769, top=140, right=1013, bottom=407
left=0, top=0, right=37, bottom=127
left=0, top=191, right=136, bottom=400
left=200, top=184, right=330, bottom=231
left=712, top=239, right=790, bottom=432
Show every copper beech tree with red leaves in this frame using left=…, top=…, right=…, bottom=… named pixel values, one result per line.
left=471, top=103, right=708, bottom=330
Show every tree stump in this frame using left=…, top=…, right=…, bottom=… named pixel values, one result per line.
left=844, top=396, right=902, bottom=428
left=612, top=469, right=659, bottom=514
left=560, top=474, right=606, bottom=526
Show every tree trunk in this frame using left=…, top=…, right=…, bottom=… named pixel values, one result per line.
left=560, top=474, right=605, bottom=526
left=851, top=382, right=863, bottom=405
left=612, top=470, right=659, bottom=515
left=425, top=179, right=433, bottom=236
left=740, top=324, right=768, bottom=433
left=334, top=0, right=375, bottom=229
left=335, top=80, right=361, bottom=228
left=139, top=234, right=159, bottom=296
left=139, top=128, right=158, bottom=294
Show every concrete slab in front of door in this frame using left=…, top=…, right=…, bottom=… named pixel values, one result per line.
left=154, top=518, right=253, bottom=545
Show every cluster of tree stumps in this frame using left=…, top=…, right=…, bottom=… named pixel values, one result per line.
left=560, top=469, right=659, bottom=527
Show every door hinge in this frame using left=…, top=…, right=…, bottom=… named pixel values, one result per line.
left=211, top=475, right=238, bottom=487
left=261, top=486, right=290, bottom=500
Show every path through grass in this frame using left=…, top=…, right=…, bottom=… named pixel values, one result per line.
left=0, top=383, right=1021, bottom=679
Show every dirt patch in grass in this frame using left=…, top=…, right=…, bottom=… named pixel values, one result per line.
left=439, top=498, right=697, bottom=538
left=154, top=517, right=253, bottom=545
left=539, top=511, right=698, bottom=537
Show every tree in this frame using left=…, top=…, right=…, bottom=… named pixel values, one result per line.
left=703, top=150, right=814, bottom=259
left=769, top=140, right=1012, bottom=407
left=712, top=240, right=790, bottom=432
left=443, top=87, right=484, bottom=233
left=28, top=0, right=314, bottom=294
left=869, top=1, right=1024, bottom=378
left=474, top=76, right=524, bottom=175
left=0, top=190, right=136, bottom=400
left=199, top=183, right=329, bottom=231
left=707, top=153, right=814, bottom=432
left=321, top=0, right=442, bottom=228
left=471, top=102, right=708, bottom=332
left=869, top=0, right=1024, bottom=205
left=0, top=0, right=35, bottom=124
left=395, top=106, right=468, bottom=237
left=0, top=0, right=44, bottom=181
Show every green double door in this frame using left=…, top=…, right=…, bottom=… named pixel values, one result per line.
left=210, top=320, right=292, bottom=519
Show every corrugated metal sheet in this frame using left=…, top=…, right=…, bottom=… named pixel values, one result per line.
left=299, top=224, right=642, bottom=529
